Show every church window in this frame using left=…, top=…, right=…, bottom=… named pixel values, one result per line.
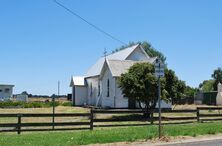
left=98, top=83, right=100, bottom=96
left=90, top=83, right=92, bottom=97
left=107, top=79, right=110, bottom=97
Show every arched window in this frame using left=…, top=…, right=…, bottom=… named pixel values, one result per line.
left=98, top=83, right=100, bottom=96
left=90, top=83, right=92, bottom=97
left=107, top=79, right=110, bottom=97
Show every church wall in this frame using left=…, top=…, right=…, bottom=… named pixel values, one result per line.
left=101, top=68, right=115, bottom=108
left=114, top=78, right=128, bottom=108
left=74, top=86, right=87, bottom=106
left=86, top=77, right=99, bottom=106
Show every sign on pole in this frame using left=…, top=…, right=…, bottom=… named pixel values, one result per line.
left=154, top=58, right=165, bottom=139
left=155, top=61, right=165, bottom=78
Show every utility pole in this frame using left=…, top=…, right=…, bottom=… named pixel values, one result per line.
left=58, top=81, right=60, bottom=98
left=158, top=64, right=161, bottom=139
left=52, top=93, right=55, bottom=130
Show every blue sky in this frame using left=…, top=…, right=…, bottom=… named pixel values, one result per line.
left=0, top=0, right=222, bottom=95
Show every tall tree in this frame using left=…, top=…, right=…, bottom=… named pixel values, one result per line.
left=212, top=67, right=222, bottom=90
left=199, top=79, right=214, bottom=92
left=118, top=62, right=166, bottom=116
left=164, top=68, right=186, bottom=104
left=141, top=41, right=166, bottom=63
left=185, top=86, right=198, bottom=97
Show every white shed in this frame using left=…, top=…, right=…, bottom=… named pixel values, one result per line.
left=0, top=84, right=14, bottom=101
left=16, top=94, right=28, bottom=102
left=70, top=76, right=87, bottom=106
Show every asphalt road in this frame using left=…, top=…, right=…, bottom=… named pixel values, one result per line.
left=167, top=139, right=222, bottom=146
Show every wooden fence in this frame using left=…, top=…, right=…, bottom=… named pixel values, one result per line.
left=1, top=107, right=222, bottom=134
left=0, top=113, right=90, bottom=134
left=91, top=109, right=198, bottom=129
left=198, top=107, right=222, bottom=122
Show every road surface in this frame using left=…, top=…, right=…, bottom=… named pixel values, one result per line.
left=163, top=139, right=222, bottom=146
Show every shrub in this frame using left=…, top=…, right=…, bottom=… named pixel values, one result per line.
left=61, top=102, right=72, bottom=106
left=0, top=101, right=61, bottom=108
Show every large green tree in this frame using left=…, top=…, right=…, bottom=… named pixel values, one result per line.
left=118, top=62, right=166, bottom=115
left=199, top=79, right=214, bottom=92
left=141, top=41, right=166, bottom=63
left=161, top=68, right=187, bottom=104
left=185, top=86, right=198, bottom=97
left=212, top=67, right=222, bottom=91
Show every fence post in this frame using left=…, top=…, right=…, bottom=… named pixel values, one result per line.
left=90, top=108, right=94, bottom=130
left=17, top=114, right=21, bottom=134
left=150, top=111, right=154, bottom=124
left=197, top=108, right=200, bottom=122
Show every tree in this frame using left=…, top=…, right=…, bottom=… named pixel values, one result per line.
left=212, top=67, right=222, bottom=91
left=141, top=41, right=166, bottom=63
left=113, top=41, right=166, bottom=63
left=164, top=69, right=186, bottom=104
left=21, top=91, right=29, bottom=95
left=118, top=62, right=166, bottom=116
left=199, top=79, right=214, bottom=92
left=184, top=86, right=198, bottom=98
left=164, top=69, right=178, bottom=102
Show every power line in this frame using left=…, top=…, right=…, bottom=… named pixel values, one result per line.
left=53, top=0, right=127, bottom=45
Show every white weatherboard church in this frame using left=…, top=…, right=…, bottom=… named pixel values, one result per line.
left=70, top=44, right=171, bottom=108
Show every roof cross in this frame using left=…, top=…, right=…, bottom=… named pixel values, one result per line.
left=104, top=48, right=107, bottom=59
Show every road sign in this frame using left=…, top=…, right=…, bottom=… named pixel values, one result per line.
left=155, top=64, right=165, bottom=69
left=155, top=63, right=165, bottom=77
left=155, top=72, right=164, bottom=77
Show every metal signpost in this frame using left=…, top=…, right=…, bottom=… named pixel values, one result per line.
left=52, top=94, right=55, bottom=129
left=155, top=58, right=165, bottom=139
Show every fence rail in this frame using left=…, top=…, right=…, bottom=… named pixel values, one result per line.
left=1, top=107, right=222, bottom=134
left=0, top=113, right=91, bottom=134
left=197, top=107, right=222, bottom=122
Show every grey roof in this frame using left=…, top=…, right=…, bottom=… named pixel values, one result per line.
left=85, top=44, right=140, bottom=77
left=107, top=58, right=157, bottom=77
left=0, top=84, right=14, bottom=87
left=70, top=76, right=86, bottom=86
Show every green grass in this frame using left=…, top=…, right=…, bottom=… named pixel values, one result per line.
left=1, top=122, right=222, bottom=146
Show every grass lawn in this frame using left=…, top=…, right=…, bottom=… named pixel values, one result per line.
left=1, top=122, right=222, bottom=146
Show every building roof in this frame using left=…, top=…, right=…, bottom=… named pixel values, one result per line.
left=70, top=76, right=86, bottom=86
left=85, top=44, right=141, bottom=78
left=0, top=84, right=14, bottom=87
left=107, top=58, right=157, bottom=77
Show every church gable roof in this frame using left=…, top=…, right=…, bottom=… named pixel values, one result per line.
left=85, top=44, right=147, bottom=78
left=107, top=58, right=157, bottom=77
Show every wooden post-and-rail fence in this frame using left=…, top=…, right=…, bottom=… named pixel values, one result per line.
left=0, top=113, right=91, bottom=134
left=1, top=107, right=222, bottom=134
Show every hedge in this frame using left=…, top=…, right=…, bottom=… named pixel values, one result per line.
left=0, top=101, right=72, bottom=108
